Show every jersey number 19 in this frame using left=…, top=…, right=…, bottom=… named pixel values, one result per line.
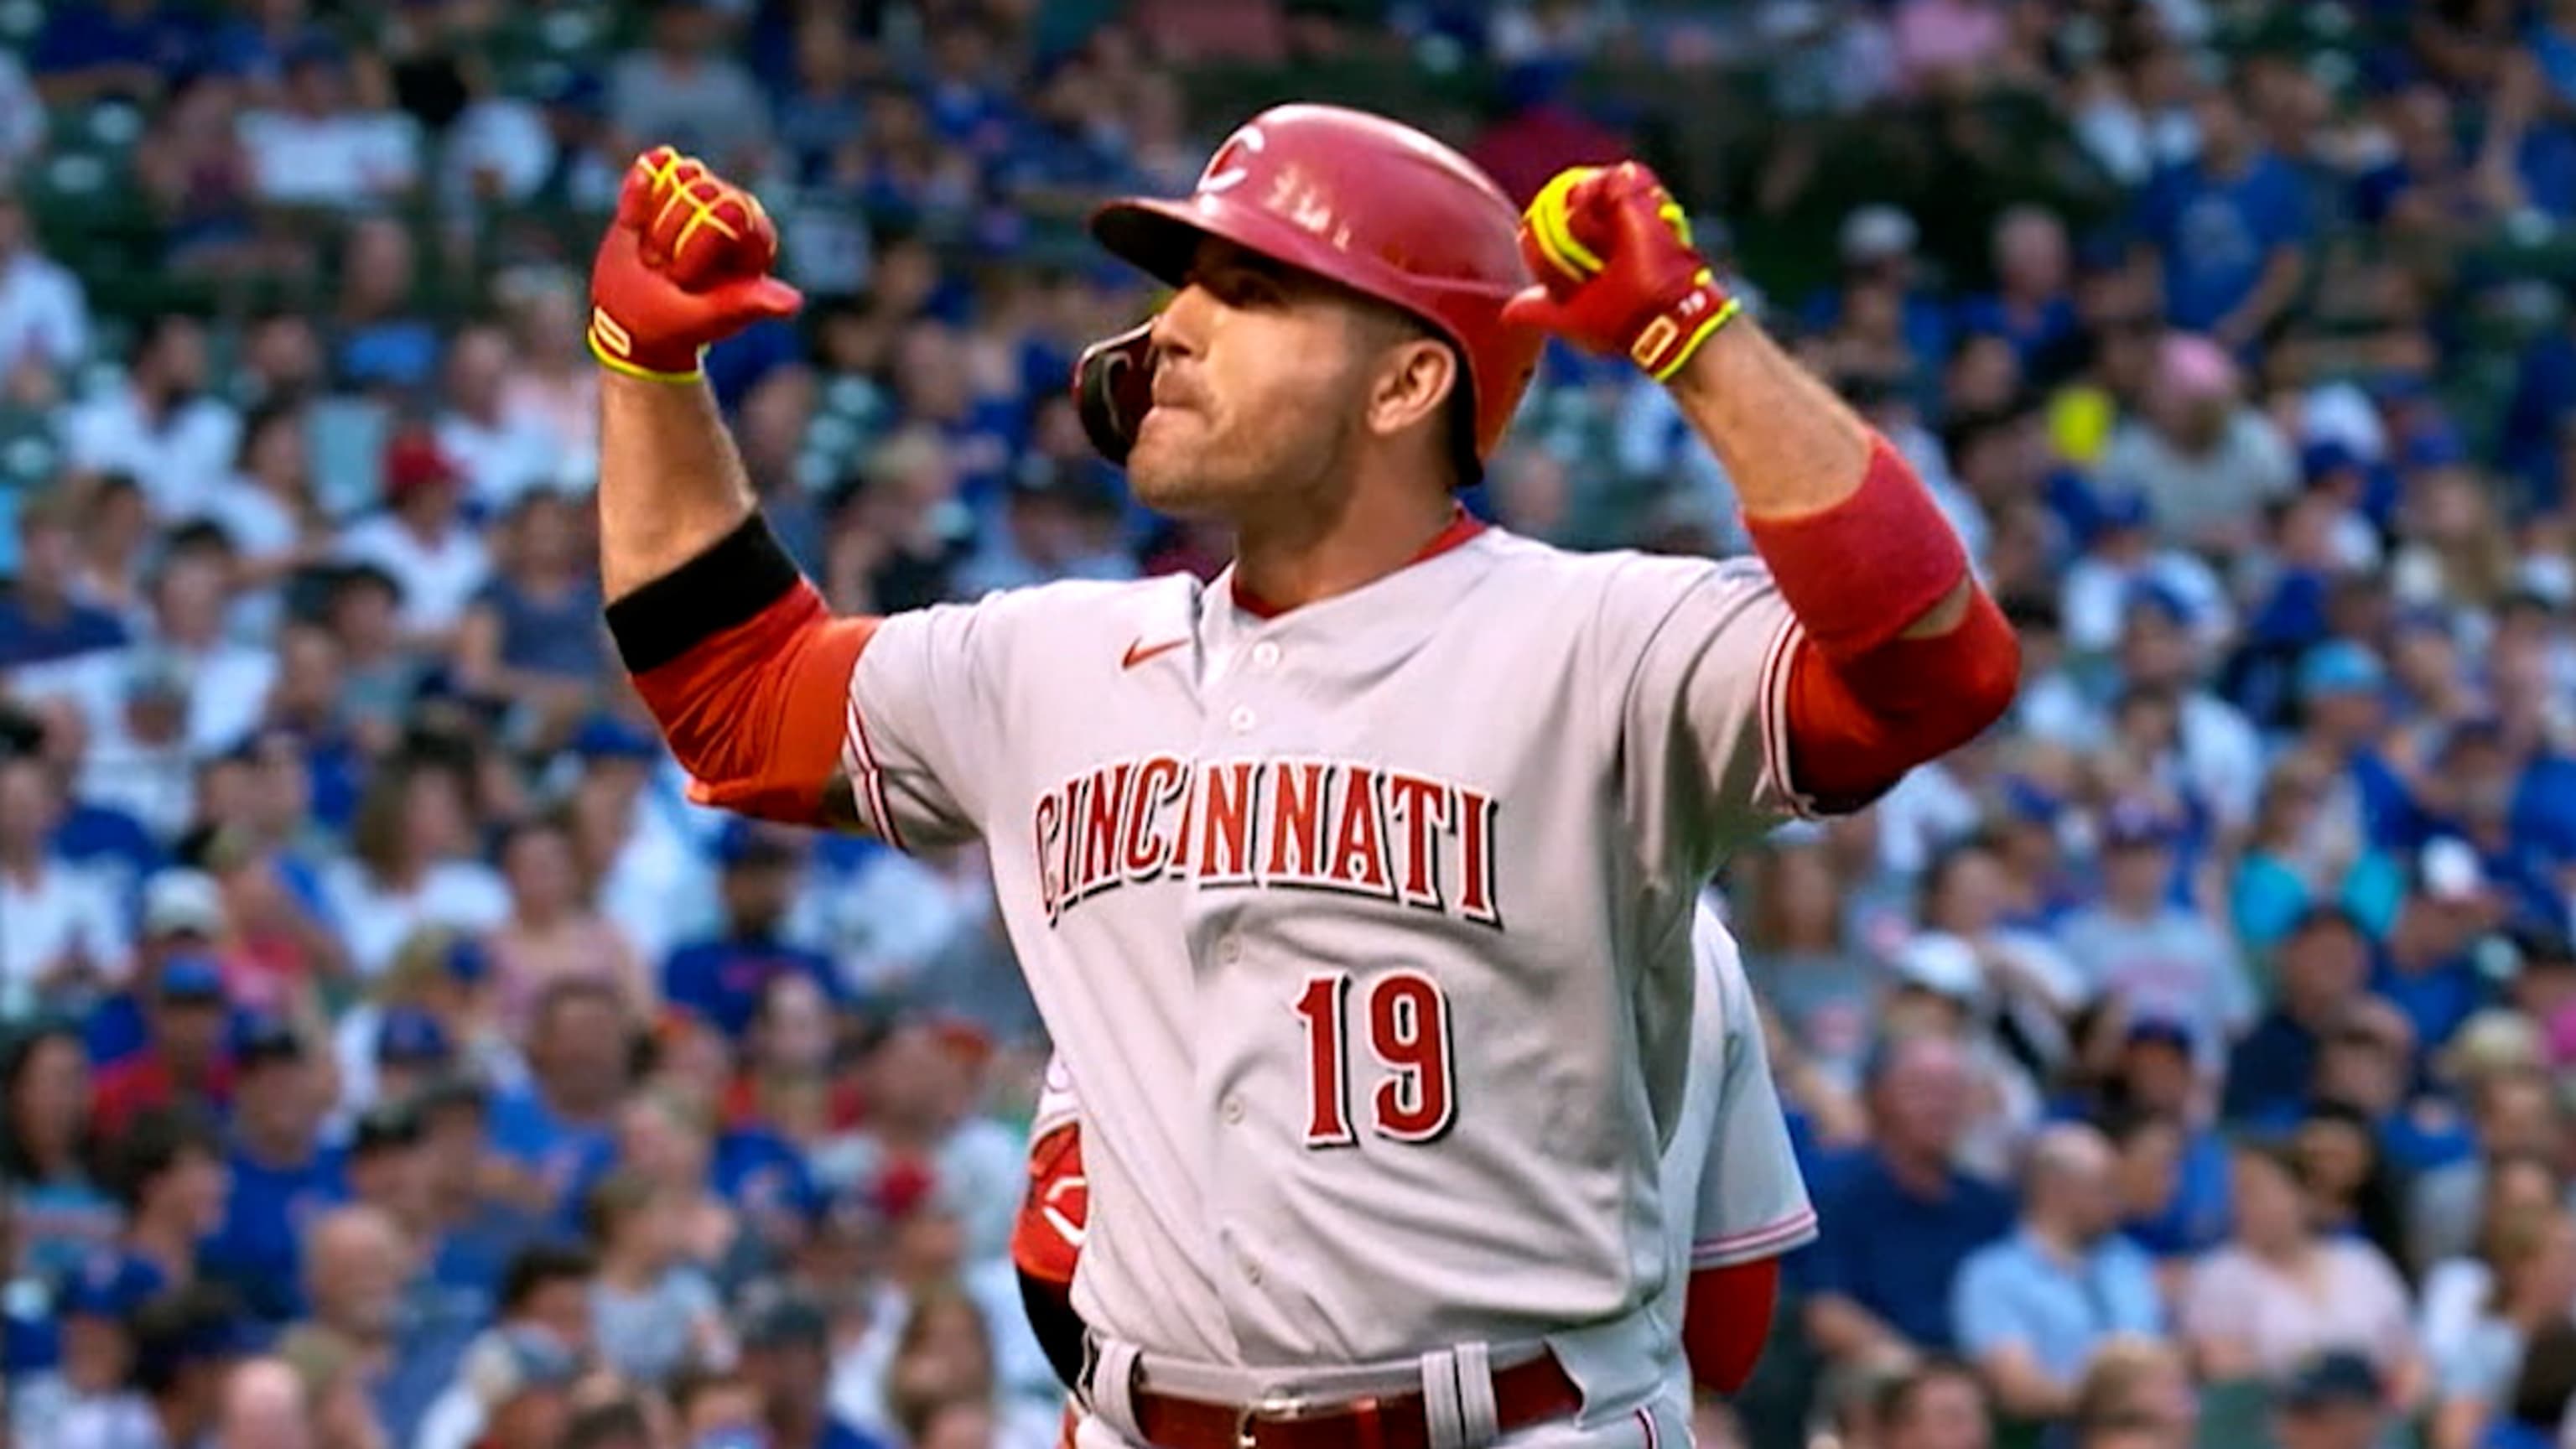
left=1295, top=970, right=1457, bottom=1146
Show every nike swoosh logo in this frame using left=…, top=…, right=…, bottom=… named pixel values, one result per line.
left=1121, top=636, right=1188, bottom=670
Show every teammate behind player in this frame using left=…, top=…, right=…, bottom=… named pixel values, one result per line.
left=591, top=103, right=2015, bottom=1449
left=1011, top=899, right=1819, bottom=1402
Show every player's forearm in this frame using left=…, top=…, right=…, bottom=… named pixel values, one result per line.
left=1668, top=325, right=1975, bottom=644
left=597, top=371, right=763, bottom=601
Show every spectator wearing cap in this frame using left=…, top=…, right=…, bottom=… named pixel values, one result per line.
left=91, top=956, right=238, bottom=1135
left=49, top=1282, right=251, bottom=1449
left=2109, top=584, right=2265, bottom=840
left=0, top=1021, right=117, bottom=1280
left=2227, top=909, right=2378, bottom=1124
left=1802, top=1035, right=2015, bottom=1368
left=1950, top=1124, right=2163, bottom=1426
left=337, top=432, right=493, bottom=647
left=2060, top=491, right=2234, bottom=661
left=58, top=314, right=242, bottom=522
left=2090, top=1020, right=2231, bottom=1261
left=738, top=1285, right=886, bottom=1449
left=203, top=1016, right=339, bottom=1322
left=2097, top=332, right=2298, bottom=557
left=2269, top=1351, right=2391, bottom=1449
left=2179, top=1140, right=2421, bottom=1400
left=2053, top=800, right=2253, bottom=1069
left=330, top=932, right=517, bottom=1133
left=417, top=1243, right=599, bottom=1449
left=1882, top=933, right=2048, bottom=1181
left=341, top=1099, right=430, bottom=1232
left=0, top=753, right=129, bottom=1018
left=2376, top=839, right=2508, bottom=1062
left=2288, top=640, right=2421, bottom=849
left=0, top=492, right=128, bottom=669
left=663, top=828, right=841, bottom=1042
left=53, top=1108, right=229, bottom=1407
left=320, top=760, right=510, bottom=982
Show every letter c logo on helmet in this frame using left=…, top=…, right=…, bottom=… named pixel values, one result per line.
left=1195, top=125, right=1265, bottom=197
left=1075, top=103, right=1544, bottom=486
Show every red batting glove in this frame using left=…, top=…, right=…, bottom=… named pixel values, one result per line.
left=588, top=146, right=803, bottom=382
left=1500, top=162, right=1742, bottom=383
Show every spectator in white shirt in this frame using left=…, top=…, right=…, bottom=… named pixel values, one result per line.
left=0, top=190, right=91, bottom=385
left=236, top=42, right=421, bottom=211
left=2062, top=491, right=2235, bottom=657
left=60, top=315, right=242, bottom=523
left=337, top=434, right=492, bottom=646
left=103, top=528, right=272, bottom=754
left=0, top=754, right=129, bottom=1019
left=434, top=325, right=568, bottom=515
left=320, top=757, right=510, bottom=980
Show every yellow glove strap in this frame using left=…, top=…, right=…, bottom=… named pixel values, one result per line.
left=587, top=308, right=704, bottom=384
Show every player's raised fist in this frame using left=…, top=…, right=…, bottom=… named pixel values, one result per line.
left=1501, top=162, right=1741, bottom=383
left=589, top=146, right=803, bottom=382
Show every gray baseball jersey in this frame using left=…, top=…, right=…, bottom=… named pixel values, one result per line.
left=1655, top=898, right=1817, bottom=1373
left=843, top=525, right=1816, bottom=1367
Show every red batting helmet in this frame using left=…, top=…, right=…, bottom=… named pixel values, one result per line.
left=1075, top=103, right=1542, bottom=481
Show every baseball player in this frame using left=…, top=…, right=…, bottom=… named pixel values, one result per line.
left=591, top=102, right=2017, bottom=1449
left=1012, top=896, right=1820, bottom=1405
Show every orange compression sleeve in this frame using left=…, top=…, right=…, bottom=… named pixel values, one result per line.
left=607, top=515, right=880, bottom=827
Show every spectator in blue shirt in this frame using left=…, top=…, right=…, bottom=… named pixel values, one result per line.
left=2376, top=841, right=2503, bottom=1062
left=663, top=830, right=841, bottom=1042
left=204, top=1017, right=342, bottom=1322
left=0, top=496, right=129, bottom=668
left=486, top=979, right=633, bottom=1228
left=2136, top=84, right=2314, bottom=349
left=1952, top=1124, right=2164, bottom=1425
left=1802, top=1033, right=2015, bottom=1366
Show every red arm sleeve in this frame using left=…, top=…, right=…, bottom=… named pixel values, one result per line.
left=1737, top=435, right=2021, bottom=808
left=628, top=583, right=879, bottom=827
left=1781, top=586, right=2020, bottom=807
left=1682, top=1259, right=1781, bottom=1395
left=1011, top=1122, right=1088, bottom=1289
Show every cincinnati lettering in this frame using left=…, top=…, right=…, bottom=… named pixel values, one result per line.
left=1031, top=755, right=1501, bottom=929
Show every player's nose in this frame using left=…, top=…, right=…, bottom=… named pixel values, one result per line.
left=1149, top=284, right=1210, bottom=364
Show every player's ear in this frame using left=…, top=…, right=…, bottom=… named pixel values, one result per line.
left=1361, top=335, right=1459, bottom=444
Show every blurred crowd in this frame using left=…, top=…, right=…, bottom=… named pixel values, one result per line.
left=6, top=3, right=2576, bottom=1449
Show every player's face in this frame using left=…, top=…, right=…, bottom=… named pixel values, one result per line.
left=1123, top=240, right=1385, bottom=518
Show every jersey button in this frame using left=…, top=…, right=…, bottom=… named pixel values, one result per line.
left=1250, top=641, right=1280, bottom=668
left=1228, top=705, right=1256, bottom=733
left=1223, top=1097, right=1245, bottom=1124
left=1218, top=935, right=1244, bottom=964
left=1241, top=1257, right=1263, bottom=1285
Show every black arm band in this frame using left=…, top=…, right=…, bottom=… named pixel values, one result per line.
left=605, top=512, right=805, bottom=674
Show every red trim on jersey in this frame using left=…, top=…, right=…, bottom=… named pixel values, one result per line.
left=1232, top=508, right=1488, bottom=619
left=1683, top=1258, right=1780, bottom=1395
left=1011, top=1120, right=1088, bottom=1288
left=629, top=583, right=880, bottom=827
left=1779, top=585, right=2019, bottom=806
